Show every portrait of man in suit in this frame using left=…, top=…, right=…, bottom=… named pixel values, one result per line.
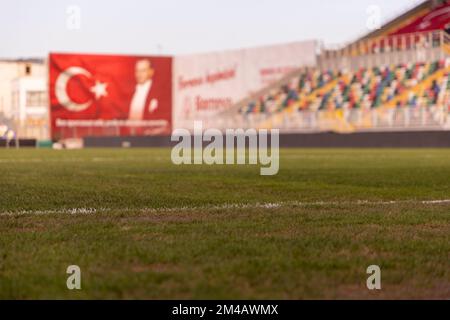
left=128, top=59, right=159, bottom=120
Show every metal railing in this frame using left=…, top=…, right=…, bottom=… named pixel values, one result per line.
left=319, top=30, right=450, bottom=71
left=225, top=106, right=450, bottom=133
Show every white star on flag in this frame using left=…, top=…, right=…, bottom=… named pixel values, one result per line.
left=90, top=81, right=108, bottom=100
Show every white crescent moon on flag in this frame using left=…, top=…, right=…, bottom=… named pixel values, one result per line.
left=55, top=66, right=93, bottom=112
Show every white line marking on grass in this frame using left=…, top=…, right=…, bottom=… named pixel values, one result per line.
left=0, top=207, right=100, bottom=216
left=0, top=157, right=167, bottom=163
left=1, top=199, right=450, bottom=216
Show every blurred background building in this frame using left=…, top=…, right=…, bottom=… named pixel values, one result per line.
left=0, top=59, right=48, bottom=141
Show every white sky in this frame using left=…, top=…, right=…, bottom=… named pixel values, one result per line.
left=0, top=0, right=425, bottom=58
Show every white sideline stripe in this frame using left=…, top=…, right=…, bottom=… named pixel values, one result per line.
left=1, top=199, right=450, bottom=216
left=0, top=156, right=168, bottom=163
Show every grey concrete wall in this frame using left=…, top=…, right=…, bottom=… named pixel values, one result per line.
left=84, top=131, right=450, bottom=148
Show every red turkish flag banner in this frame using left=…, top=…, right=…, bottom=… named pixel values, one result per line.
left=49, top=53, right=172, bottom=139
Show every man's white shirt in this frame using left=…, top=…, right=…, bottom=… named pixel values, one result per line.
left=129, top=80, right=152, bottom=120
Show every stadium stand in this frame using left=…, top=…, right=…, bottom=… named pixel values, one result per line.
left=240, top=60, right=450, bottom=115
left=234, top=0, right=450, bottom=133
left=84, top=0, right=450, bottom=147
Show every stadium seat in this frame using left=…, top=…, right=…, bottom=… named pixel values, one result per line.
left=241, top=59, right=450, bottom=119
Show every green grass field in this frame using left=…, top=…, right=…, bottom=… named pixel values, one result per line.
left=0, top=148, right=449, bottom=299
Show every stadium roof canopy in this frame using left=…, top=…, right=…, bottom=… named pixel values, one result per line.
left=355, top=0, right=449, bottom=43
